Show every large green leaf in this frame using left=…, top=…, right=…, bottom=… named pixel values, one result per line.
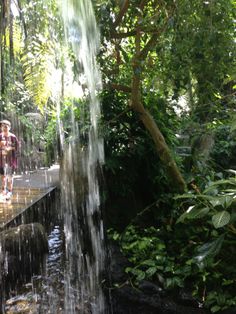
left=212, top=211, right=231, bottom=228
left=174, top=193, right=196, bottom=200
left=193, top=235, right=225, bottom=266
left=204, top=179, right=236, bottom=193
left=176, top=206, right=210, bottom=223
left=175, top=193, right=215, bottom=201
left=210, top=195, right=234, bottom=209
left=209, top=198, right=222, bottom=208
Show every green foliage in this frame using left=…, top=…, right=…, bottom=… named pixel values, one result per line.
left=175, top=176, right=236, bottom=230
left=101, top=90, right=152, bottom=216
left=42, top=96, right=91, bottom=163
left=192, top=235, right=225, bottom=268
left=212, top=211, right=230, bottom=229
left=210, top=124, right=236, bottom=168
left=102, top=90, right=182, bottom=204
left=109, top=225, right=187, bottom=289
left=101, top=88, right=187, bottom=229
left=20, top=0, right=62, bottom=111
left=108, top=174, right=236, bottom=312
left=172, top=175, right=236, bottom=311
left=43, top=110, right=58, bottom=164
left=205, top=290, right=236, bottom=313
left=21, top=36, right=54, bottom=111
left=168, top=0, right=236, bottom=121
left=108, top=221, right=236, bottom=312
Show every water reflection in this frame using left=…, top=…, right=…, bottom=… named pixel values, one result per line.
left=5, top=224, right=64, bottom=314
left=40, top=225, right=65, bottom=313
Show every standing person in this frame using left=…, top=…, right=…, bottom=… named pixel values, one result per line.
left=0, top=119, right=19, bottom=200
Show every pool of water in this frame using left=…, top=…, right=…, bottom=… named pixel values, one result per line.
left=5, top=224, right=65, bottom=313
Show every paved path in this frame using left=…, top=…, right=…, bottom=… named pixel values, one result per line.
left=14, top=164, right=60, bottom=189
left=0, top=164, right=60, bottom=229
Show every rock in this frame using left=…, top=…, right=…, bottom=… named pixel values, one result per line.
left=111, top=284, right=161, bottom=314
left=138, top=280, right=164, bottom=296
left=175, top=289, right=200, bottom=307
left=192, top=132, right=215, bottom=163
left=108, top=241, right=131, bottom=283
left=218, top=308, right=236, bottom=314
left=111, top=284, right=209, bottom=314
left=0, top=223, right=48, bottom=282
left=5, top=292, right=40, bottom=313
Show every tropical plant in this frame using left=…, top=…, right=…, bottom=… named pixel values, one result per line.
left=108, top=217, right=236, bottom=312
left=19, top=0, right=62, bottom=111
left=175, top=176, right=236, bottom=230
left=168, top=0, right=236, bottom=122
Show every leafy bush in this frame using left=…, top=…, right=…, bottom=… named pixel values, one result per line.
left=175, top=176, right=236, bottom=230
left=108, top=174, right=236, bottom=313
left=211, top=124, right=236, bottom=169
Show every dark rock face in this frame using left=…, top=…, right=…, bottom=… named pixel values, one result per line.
left=218, top=308, right=236, bottom=314
left=0, top=222, right=48, bottom=282
left=111, top=282, right=209, bottom=314
left=107, top=242, right=210, bottom=314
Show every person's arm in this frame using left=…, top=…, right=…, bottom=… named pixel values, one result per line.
left=5, top=135, right=18, bottom=152
left=14, top=135, right=19, bottom=152
left=0, top=135, right=4, bottom=148
left=0, top=137, right=7, bottom=153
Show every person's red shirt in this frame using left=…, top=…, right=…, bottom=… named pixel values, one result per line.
left=0, top=132, right=19, bottom=169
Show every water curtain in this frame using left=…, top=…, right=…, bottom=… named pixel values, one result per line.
left=61, top=1, right=105, bottom=313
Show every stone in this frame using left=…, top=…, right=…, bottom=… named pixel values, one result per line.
left=218, top=308, right=236, bottom=314
left=0, top=223, right=48, bottom=282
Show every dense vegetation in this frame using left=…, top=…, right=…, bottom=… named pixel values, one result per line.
left=0, top=0, right=235, bottom=312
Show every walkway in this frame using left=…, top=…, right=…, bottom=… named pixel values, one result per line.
left=0, top=164, right=60, bottom=229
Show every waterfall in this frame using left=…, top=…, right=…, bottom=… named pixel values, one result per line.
left=60, top=0, right=106, bottom=313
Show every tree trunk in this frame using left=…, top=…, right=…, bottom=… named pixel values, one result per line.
left=131, top=44, right=186, bottom=192
left=131, top=84, right=186, bottom=192
left=0, top=1, right=5, bottom=95
left=9, top=7, right=14, bottom=66
left=110, top=1, right=186, bottom=192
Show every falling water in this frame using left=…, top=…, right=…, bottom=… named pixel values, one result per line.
left=60, top=1, right=106, bottom=313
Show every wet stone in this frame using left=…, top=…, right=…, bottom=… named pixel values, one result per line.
left=0, top=223, right=48, bottom=282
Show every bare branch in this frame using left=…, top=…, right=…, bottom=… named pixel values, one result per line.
left=106, top=108, right=132, bottom=125
left=105, top=83, right=132, bottom=93
left=113, top=0, right=130, bottom=28
left=139, top=4, right=176, bottom=60
left=139, top=0, right=148, bottom=11
left=111, top=26, right=167, bottom=39
left=111, top=30, right=136, bottom=39
left=139, top=32, right=159, bottom=60
left=102, top=68, right=120, bottom=76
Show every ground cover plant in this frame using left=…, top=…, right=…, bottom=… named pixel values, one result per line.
left=108, top=173, right=236, bottom=312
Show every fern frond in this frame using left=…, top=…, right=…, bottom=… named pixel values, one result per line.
left=21, top=36, right=55, bottom=111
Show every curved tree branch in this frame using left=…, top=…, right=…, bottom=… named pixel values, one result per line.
left=140, top=5, right=176, bottom=60
left=111, top=30, right=136, bottom=39
left=113, top=0, right=130, bottom=28
left=105, top=83, right=132, bottom=93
